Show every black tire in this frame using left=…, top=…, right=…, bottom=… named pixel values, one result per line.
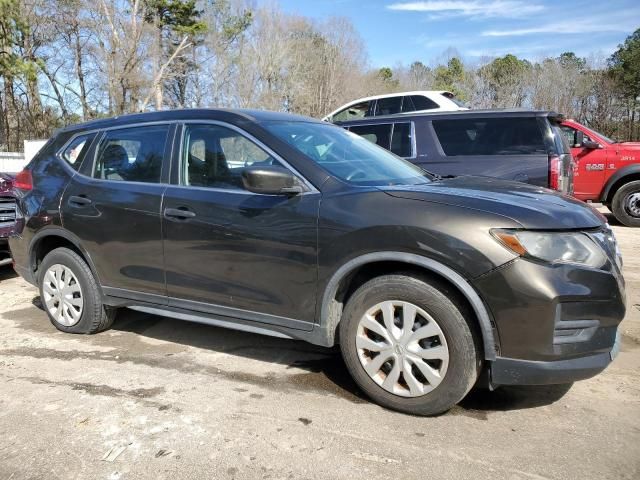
left=339, top=274, right=480, bottom=416
left=611, top=180, right=640, bottom=227
left=38, top=247, right=116, bottom=334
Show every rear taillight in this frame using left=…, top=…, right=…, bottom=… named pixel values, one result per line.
left=14, top=169, right=33, bottom=191
left=549, top=155, right=561, bottom=191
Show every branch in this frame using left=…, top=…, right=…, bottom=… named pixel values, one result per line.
left=139, top=36, right=192, bottom=111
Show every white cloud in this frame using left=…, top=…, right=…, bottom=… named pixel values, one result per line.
left=386, top=1, right=545, bottom=18
left=482, top=17, right=638, bottom=37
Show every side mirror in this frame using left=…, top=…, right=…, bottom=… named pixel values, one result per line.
left=241, top=165, right=305, bottom=195
left=582, top=139, right=603, bottom=150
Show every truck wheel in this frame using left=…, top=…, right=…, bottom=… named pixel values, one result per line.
left=611, top=180, right=640, bottom=227
left=38, top=247, right=116, bottom=334
left=339, top=274, right=480, bottom=416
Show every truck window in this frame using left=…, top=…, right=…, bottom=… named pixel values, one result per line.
left=560, top=126, right=582, bottom=147
left=349, top=124, right=392, bottom=150
left=432, top=117, right=546, bottom=156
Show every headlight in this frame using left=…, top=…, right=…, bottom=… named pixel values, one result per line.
left=492, top=229, right=607, bottom=268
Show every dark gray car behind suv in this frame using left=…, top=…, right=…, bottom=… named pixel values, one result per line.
left=9, top=109, right=625, bottom=415
left=336, top=109, right=574, bottom=195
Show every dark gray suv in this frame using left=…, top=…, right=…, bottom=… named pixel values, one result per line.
left=9, top=109, right=625, bottom=415
left=337, top=109, right=574, bottom=195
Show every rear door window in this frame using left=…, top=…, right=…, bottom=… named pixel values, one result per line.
left=349, top=124, right=392, bottom=150
left=374, top=96, right=402, bottom=116
left=93, top=125, right=169, bottom=183
left=332, top=101, right=371, bottom=122
left=432, top=117, right=546, bottom=156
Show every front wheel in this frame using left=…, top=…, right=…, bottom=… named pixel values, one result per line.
left=611, top=180, right=640, bottom=227
left=38, top=247, right=116, bottom=334
left=339, top=274, right=480, bottom=416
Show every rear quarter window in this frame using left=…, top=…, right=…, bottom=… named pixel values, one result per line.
left=432, top=117, right=546, bottom=156
left=59, top=133, right=96, bottom=170
left=409, top=95, right=439, bottom=111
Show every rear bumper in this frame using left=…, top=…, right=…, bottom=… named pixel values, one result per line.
left=0, top=237, right=11, bottom=267
left=12, top=263, right=36, bottom=285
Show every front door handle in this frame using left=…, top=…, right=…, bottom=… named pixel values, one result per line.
left=164, top=207, right=196, bottom=220
left=68, top=195, right=92, bottom=207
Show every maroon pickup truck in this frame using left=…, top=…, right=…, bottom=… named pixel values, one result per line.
left=0, top=173, right=15, bottom=267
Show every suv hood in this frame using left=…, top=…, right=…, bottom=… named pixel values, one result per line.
left=382, top=176, right=605, bottom=230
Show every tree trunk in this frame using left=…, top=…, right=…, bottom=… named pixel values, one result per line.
left=154, top=13, right=163, bottom=110
left=73, top=24, right=90, bottom=120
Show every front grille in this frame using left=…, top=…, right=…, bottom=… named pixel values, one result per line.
left=0, top=196, right=16, bottom=226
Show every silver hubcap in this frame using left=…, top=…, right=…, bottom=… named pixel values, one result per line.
left=356, top=300, right=449, bottom=398
left=626, top=193, right=640, bottom=218
left=42, top=264, right=84, bottom=326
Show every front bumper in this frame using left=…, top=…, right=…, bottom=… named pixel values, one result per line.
left=491, top=329, right=621, bottom=385
left=474, top=253, right=625, bottom=386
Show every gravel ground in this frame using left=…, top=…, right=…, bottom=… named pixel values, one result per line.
left=0, top=209, right=638, bottom=480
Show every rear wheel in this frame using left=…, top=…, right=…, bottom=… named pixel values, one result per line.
left=38, top=247, right=116, bottom=333
left=339, top=274, right=480, bottom=416
left=611, top=180, right=640, bottom=227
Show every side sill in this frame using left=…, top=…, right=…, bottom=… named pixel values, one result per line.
left=102, top=287, right=332, bottom=347
left=103, top=286, right=313, bottom=332
left=129, top=306, right=294, bottom=340
left=122, top=304, right=333, bottom=347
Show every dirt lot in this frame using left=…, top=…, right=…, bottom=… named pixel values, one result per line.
left=0, top=209, right=638, bottom=480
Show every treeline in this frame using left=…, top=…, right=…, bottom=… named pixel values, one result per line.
left=1, top=0, right=639, bottom=151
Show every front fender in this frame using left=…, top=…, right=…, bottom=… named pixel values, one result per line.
left=316, top=251, right=499, bottom=360
left=601, top=164, right=640, bottom=201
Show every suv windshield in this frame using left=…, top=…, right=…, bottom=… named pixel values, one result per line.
left=265, top=121, right=430, bottom=186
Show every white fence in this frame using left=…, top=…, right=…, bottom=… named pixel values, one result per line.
left=0, top=139, right=48, bottom=173
left=0, top=152, right=25, bottom=174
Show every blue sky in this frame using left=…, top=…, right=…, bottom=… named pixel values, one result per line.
left=271, top=0, right=640, bottom=67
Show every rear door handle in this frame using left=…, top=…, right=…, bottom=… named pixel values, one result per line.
left=68, top=195, right=92, bottom=207
left=164, top=207, right=196, bottom=220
